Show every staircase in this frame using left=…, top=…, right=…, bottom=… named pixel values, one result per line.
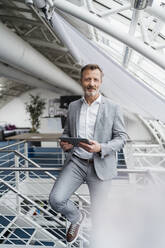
left=0, top=139, right=164, bottom=247
left=138, top=116, right=165, bottom=149
left=0, top=142, right=91, bottom=247
left=0, top=140, right=128, bottom=247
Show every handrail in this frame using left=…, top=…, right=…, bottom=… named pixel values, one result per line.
left=0, top=167, right=165, bottom=173
left=119, top=168, right=165, bottom=173
left=0, top=148, right=90, bottom=205
left=132, top=144, right=160, bottom=148
left=0, top=167, right=61, bottom=171
left=0, top=140, right=26, bottom=151
left=133, top=153, right=165, bottom=157
left=0, top=149, right=57, bottom=180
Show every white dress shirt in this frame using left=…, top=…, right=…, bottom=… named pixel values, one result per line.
left=74, top=95, right=101, bottom=159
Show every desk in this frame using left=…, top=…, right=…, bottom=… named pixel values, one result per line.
left=6, top=133, right=62, bottom=146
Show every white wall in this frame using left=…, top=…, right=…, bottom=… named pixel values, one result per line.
left=0, top=88, right=60, bottom=127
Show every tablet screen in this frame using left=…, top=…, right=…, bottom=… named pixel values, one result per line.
left=59, top=137, right=90, bottom=146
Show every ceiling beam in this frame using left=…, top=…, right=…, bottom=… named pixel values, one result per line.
left=0, top=62, right=57, bottom=92
left=23, top=37, right=68, bottom=52
left=0, top=5, right=32, bottom=13
left=52, top=0, right=165, bottom=70
left=0, top=22, right=82, bottom=94
left=55, top=62, right=80, bottom=71
left=100, top=3, right=131, bottom=17
left=0, top=15, right=42, bottom=26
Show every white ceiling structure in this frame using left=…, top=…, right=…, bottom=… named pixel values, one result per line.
left=0, top=0, right=165, bottom=121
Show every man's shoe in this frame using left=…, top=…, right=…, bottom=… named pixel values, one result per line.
left=66, top=212, right=85, bottom=244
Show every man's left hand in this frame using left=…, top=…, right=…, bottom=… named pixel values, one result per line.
left=79, top=140, right=101, bottom=153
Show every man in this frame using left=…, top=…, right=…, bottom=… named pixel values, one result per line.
left=49, top=64, right=127, bottom=244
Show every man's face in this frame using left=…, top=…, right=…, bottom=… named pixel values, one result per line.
left=81, top=69, right=102, bottom=97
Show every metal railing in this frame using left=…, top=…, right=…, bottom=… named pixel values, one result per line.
left=0, top=142, right=91, bottom=247
left=1, top=140, right=165, bottom=247
left=124, top=141, right=165, bottom=184
left=0, top=178, right=69, bottom=247
left=0, top=142, right=90, bottom=204
left=1, top=166, right=165, bottom=247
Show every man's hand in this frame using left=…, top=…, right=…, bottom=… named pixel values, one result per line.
left=60, top=141, right=73, bottom=151
left=79, top=140, right=101, bottom=153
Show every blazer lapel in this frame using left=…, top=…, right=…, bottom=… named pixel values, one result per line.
left=93, top=97, right=105, bottom=139
left=75, top=99, right=83, bottom=137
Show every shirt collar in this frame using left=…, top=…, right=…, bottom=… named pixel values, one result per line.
left=82, top=94, right=102, bottom=105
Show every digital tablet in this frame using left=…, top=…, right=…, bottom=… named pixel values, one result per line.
left=59, top=137, right=91, bottom=146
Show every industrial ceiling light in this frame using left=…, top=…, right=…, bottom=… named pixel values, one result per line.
left=132, top=0, right=153, bottom=9
left=25, top=0, right=34, bottom=5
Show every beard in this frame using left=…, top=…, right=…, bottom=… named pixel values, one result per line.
left=84, top=88, right=100, bottom=97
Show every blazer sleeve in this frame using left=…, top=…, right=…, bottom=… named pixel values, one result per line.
left=61, top=104, right=71, bottom=138
left=100, top=105, right=128, bottom=158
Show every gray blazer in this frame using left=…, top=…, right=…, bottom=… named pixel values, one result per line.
left=62, top=96, right=128, bottom=180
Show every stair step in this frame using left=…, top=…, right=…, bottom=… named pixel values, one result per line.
left=10, top=228, right=35, bottom=239
left=4, top=239, right=28, bottom=245
left=47, top=227, right=66, bottom=240
left=0, top=215, right=15, bottom=227
left=33, top=240, right=55, bottom=246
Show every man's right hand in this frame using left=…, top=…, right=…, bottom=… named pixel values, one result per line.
left=60, top=141, right=73, bottom=151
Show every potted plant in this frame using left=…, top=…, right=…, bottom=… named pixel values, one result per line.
left=25, top=94, right=46, bottom=133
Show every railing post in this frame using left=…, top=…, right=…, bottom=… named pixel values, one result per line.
left=124, top=140, right=136, bottom=183
left=15, top=153, right=20, bottom=213
left=24, top=142, right=29, bottom=179
left=62, top=150, right=65, bottom=165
